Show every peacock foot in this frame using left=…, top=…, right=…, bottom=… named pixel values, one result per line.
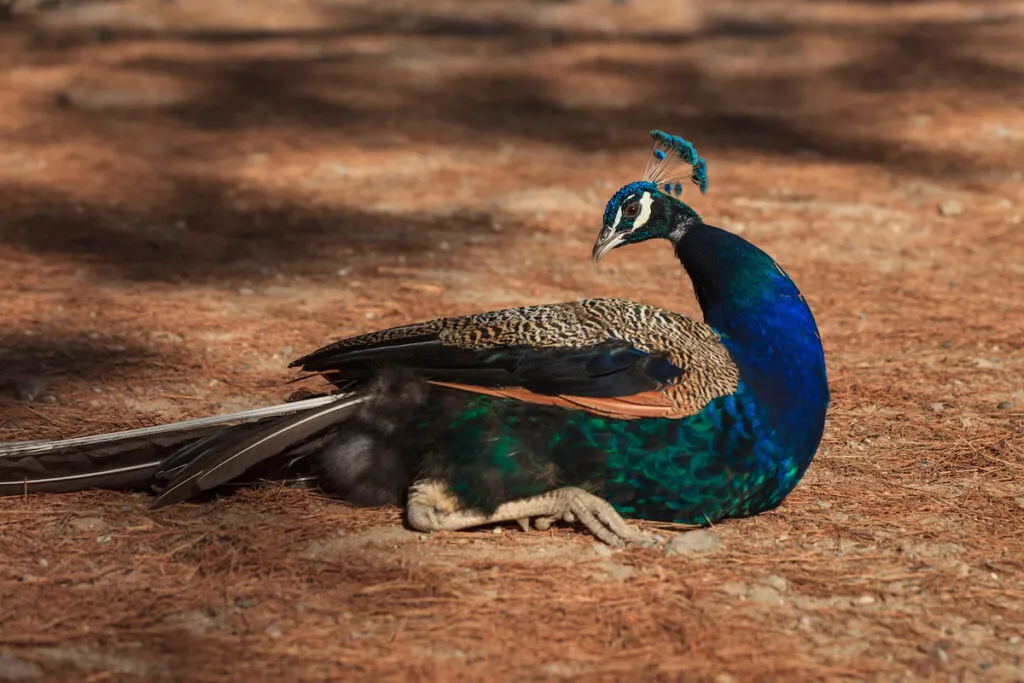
left=514, top=514, right=571, bottom=532
left=406, top=479, right=658, bottom=548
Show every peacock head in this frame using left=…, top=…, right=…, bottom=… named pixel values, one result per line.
left=592, top=131, right=708, bottom=263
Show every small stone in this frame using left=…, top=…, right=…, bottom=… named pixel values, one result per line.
left=989, top=124, right=1016, bottom=139
left=720, top=582, right=748, bottom=597
left=491, top=527, right=503, bottom=535
left=938, top=200, right=964, bottom=217
left=761, top=575, right=789, bottom=593
left=853, top=595, right=876, bottom=605
left=596, top=561, right=636, bottom=581
left=928, top=403, right=945, bottom=412
left=592, top=543, right=614, bottom=559
left=950, top=561, right=971, bottom=578
left=748, top=585, right=783, bottom=604
left=939, top=340, right=954, bottom=349
left=664, top=529, right=722, bottom=557
left=265, top=624, right=283, bottom=639
left=69, top=517, right=107, bottom=532
left=997, top=401, right=1013, bottom=410
left=151, top=331, right=184, bottom=344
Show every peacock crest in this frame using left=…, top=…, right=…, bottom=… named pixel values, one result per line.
left=641, top=130, right=709, bottom=197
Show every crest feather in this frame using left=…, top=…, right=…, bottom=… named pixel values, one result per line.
left=641, top=130, right=709, bottom=196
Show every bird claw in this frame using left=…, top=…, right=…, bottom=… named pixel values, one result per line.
left=407, top=481, right=661, bottom=547
left=558, top=491, right=659, bottom=548
left=519, top=491, right=657, bottom=548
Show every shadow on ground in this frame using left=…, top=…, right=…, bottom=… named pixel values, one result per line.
left=0, top=2, right=1020, bottom=282
left=0, top=333, right=154, bottom=403
left=0, top=178, right=498, bottom=282
left=4, top=2, right=1021, bottom=153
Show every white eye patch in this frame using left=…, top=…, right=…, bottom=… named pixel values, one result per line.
left=632, top=191, right=654, bottom=230
left=611, top=205, right=624, bottom=230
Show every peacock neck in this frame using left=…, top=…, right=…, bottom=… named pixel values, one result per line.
left=672, top=221, right=830, bottom=461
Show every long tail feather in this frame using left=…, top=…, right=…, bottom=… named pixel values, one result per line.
left=0, top=395, right=343, bottom=497
left=152, top=394, right=366, bottom=507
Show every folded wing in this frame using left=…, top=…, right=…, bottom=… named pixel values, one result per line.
left=292, top=298, right=740, bottom=420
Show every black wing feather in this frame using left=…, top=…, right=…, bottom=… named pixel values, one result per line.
left=293, top=334, right=683, bottom=399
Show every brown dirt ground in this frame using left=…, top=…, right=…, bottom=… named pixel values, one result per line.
left=0, top=1, right=1022, bottom=681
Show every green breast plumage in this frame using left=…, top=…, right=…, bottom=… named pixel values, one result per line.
left=413, top=378, right=785, bottom=526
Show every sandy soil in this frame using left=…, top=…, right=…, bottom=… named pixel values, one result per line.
left=0, top=1, right=1022, bottom=681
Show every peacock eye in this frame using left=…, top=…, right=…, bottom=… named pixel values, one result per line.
left=623, top=203, right=640, bottom=218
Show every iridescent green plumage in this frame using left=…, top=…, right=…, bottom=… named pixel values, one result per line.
left=416, top=388, right=782, bottom=525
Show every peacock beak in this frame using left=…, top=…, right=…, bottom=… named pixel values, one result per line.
left=591, top=227, right=625, bottom=263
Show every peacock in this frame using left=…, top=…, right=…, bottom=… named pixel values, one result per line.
left=0, top=131, right=830, bottom=546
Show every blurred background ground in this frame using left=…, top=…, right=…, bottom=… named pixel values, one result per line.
left=0, top=0, right=1021, bottom=681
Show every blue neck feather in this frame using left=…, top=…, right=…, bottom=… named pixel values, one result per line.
left=674, top=222, right=830, bottom=466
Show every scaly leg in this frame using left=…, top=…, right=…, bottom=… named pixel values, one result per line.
left=406, top=479, right=658, bottom=548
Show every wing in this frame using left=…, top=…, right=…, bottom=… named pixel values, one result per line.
left=291, top=298, right=740, bottom=420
